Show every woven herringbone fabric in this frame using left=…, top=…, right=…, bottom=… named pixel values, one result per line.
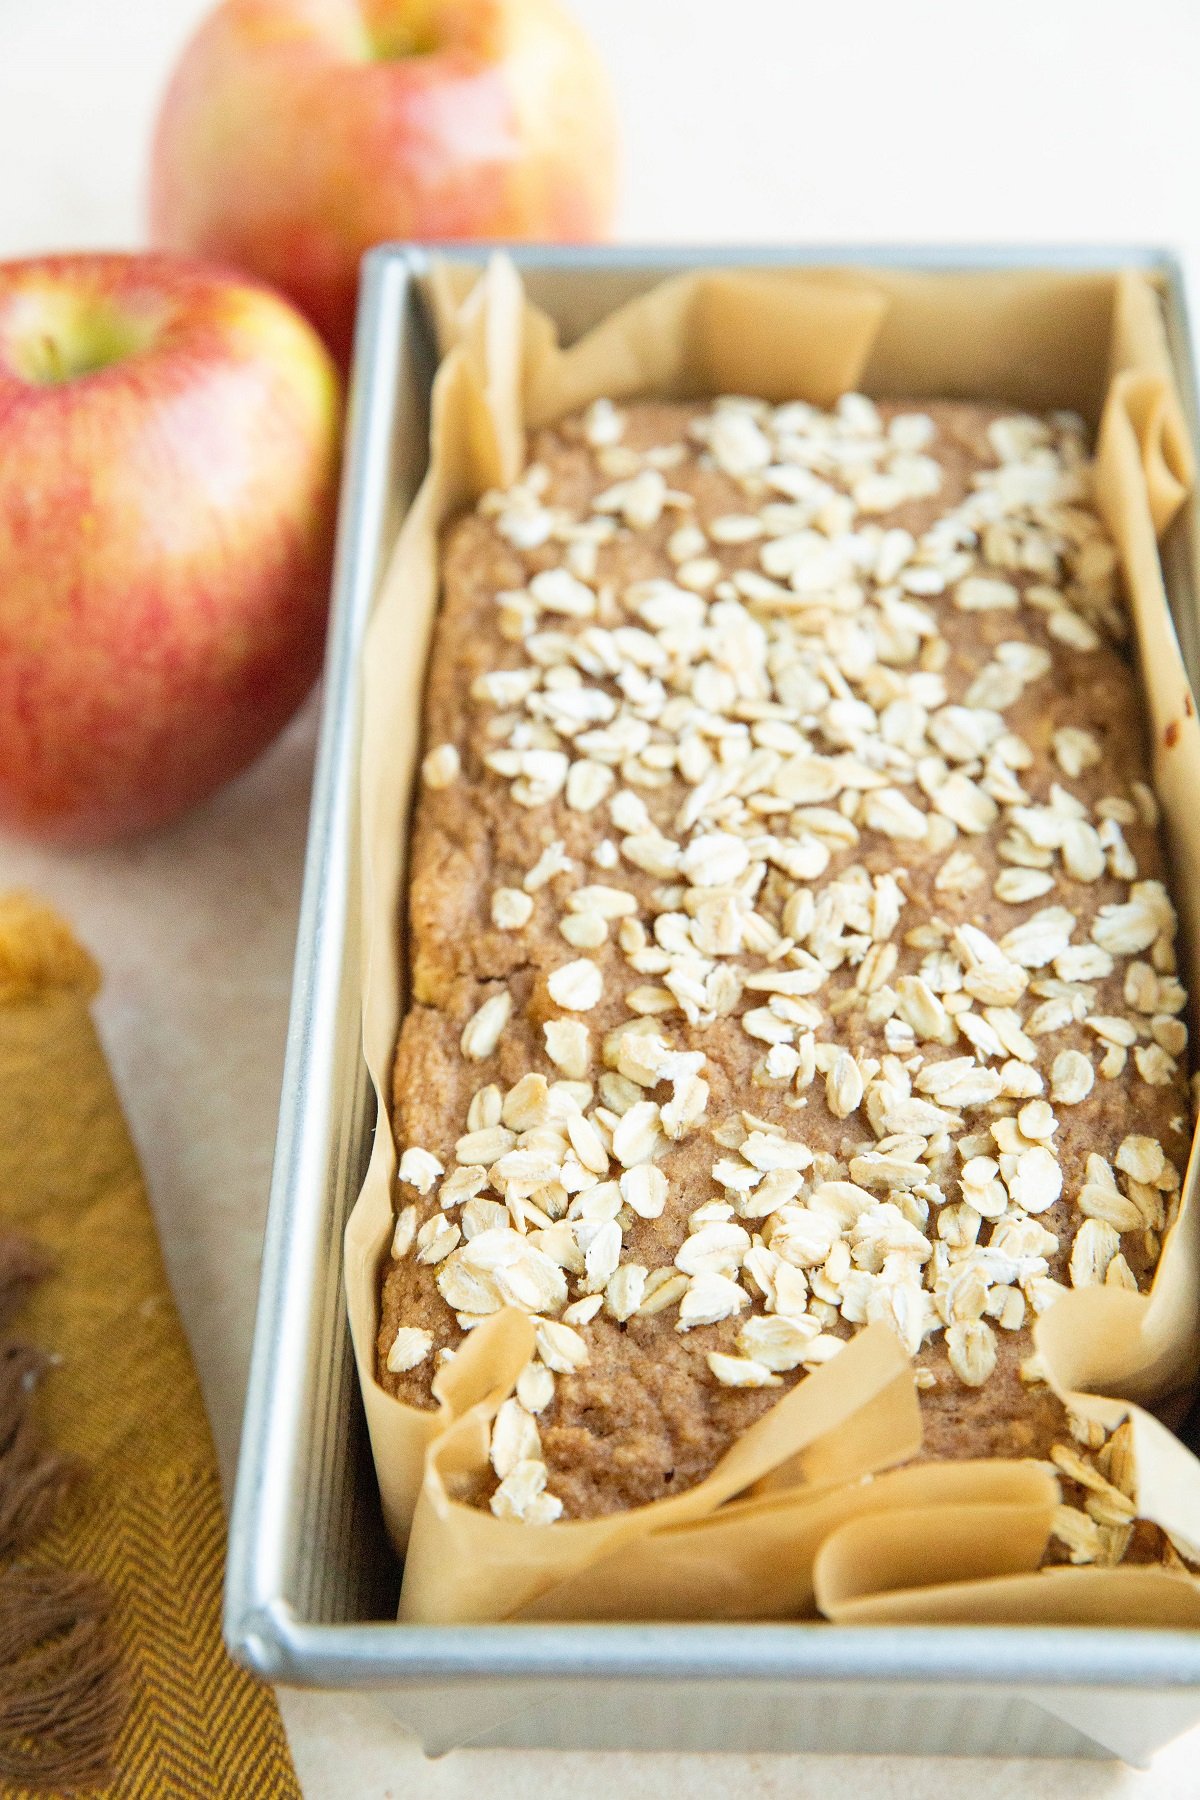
left=0, top=895, right=300, bottom=1799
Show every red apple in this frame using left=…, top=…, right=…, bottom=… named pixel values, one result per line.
left=148, top=0, right=619, bottom=363
left=0, top=252, right=341, bottom=846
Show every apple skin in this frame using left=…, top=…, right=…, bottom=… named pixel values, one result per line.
left=0, top=252, right=341, bottom=846
left=148, top=0, right=619, bottom=362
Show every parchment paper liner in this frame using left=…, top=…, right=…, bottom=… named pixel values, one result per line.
left=400, top=1319, right=923, bottom=1624
left=814, top=1394, right=1200, bottom=1625
left=345, top=255, right=1200, bottom=1624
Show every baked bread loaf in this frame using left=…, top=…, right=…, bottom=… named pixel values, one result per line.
left=377, top=393, right=1192, bottom=1557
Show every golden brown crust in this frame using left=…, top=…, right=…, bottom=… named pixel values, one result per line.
left=378, top=397, right=1190, bottom=1527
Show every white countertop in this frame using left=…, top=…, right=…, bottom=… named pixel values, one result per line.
left=4, top=1, right=1200, bottom=1791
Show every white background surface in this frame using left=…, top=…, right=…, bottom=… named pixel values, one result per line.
left=3, top=0, right=1200, bottom=1792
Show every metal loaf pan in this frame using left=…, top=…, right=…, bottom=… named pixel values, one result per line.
left=225, top=245, right=1200, bottom=1764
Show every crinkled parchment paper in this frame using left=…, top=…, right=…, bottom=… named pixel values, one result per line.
left=345, top=256, right=1200, bottom=1624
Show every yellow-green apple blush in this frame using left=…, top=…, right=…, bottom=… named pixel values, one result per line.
left=0, top=252, right=341, bottom=845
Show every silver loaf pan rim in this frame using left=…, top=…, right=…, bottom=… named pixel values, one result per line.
left=225, top=243, right=1200, bottom=1765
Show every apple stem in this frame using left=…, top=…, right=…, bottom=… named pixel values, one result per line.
left=39, top=333, right=66, bottom=384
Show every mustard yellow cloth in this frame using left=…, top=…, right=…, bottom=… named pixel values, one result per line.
left=0, top=895, right=300, bottom=1798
